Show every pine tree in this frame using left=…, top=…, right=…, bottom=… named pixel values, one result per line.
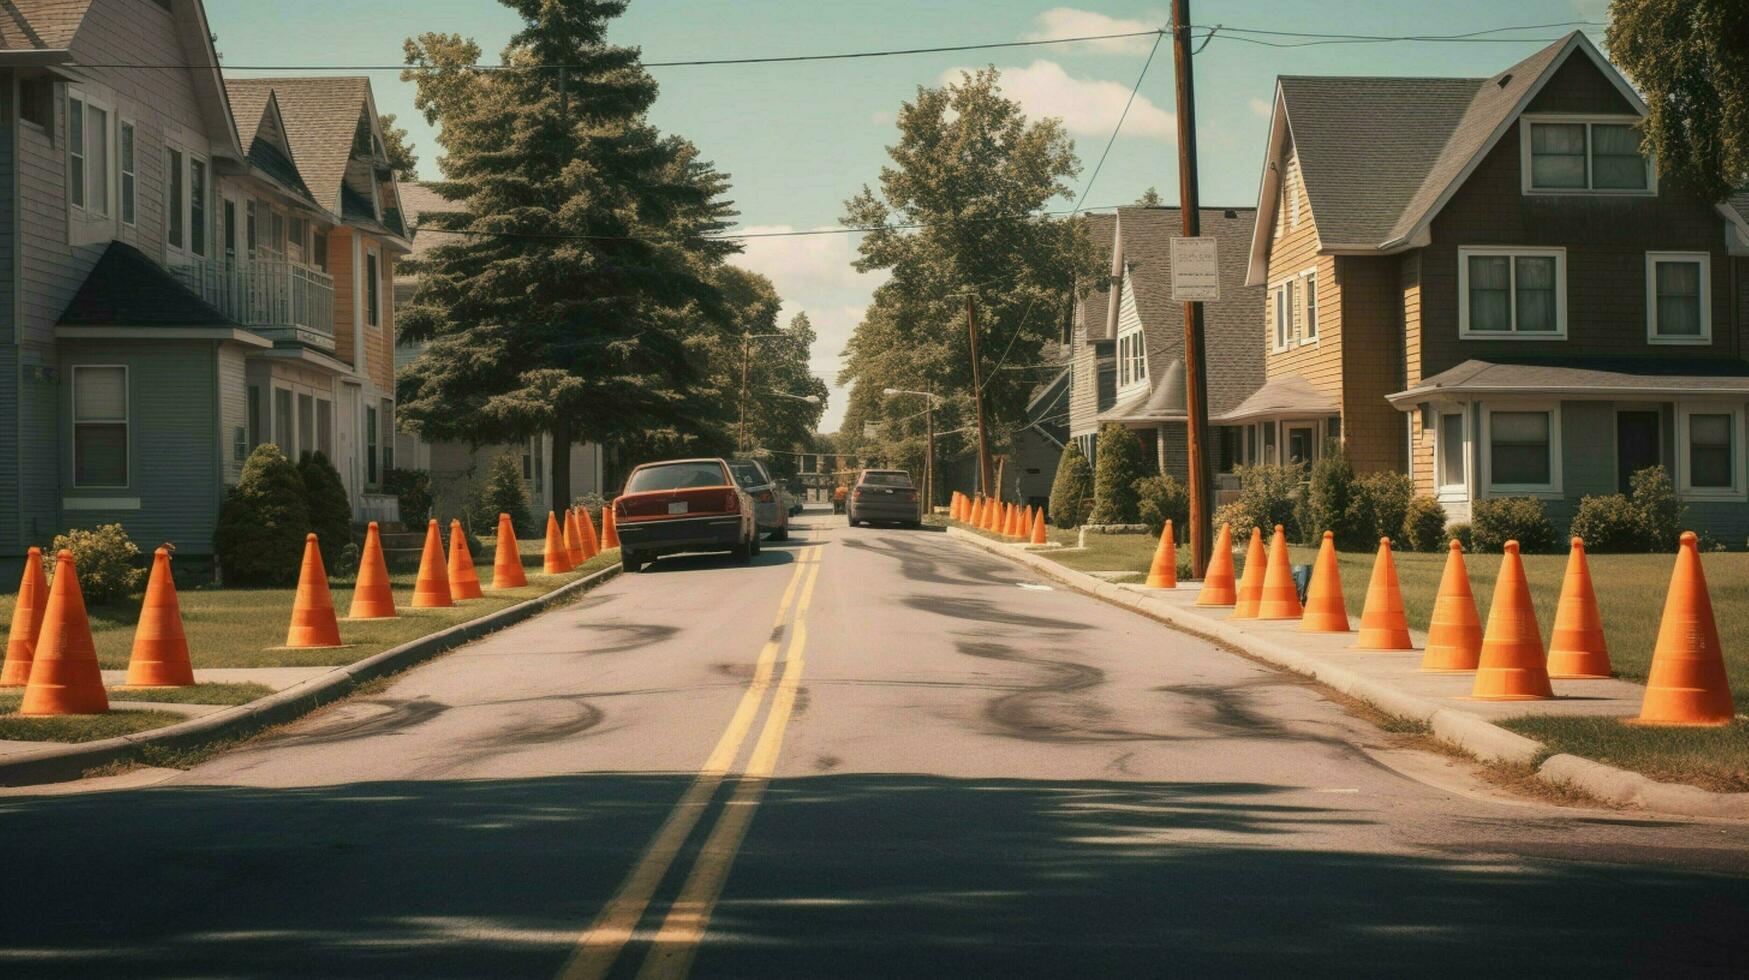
left=484, top=452, right=534, bottom=534
left=215, top=445, right=310, bottom=585
left=297, top=451, right=353, bottom=568
left=1048, top=440, right=1094, bottom=529
left=1089, top=423, right=1147, bottom=525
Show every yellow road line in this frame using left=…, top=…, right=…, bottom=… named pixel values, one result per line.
left=555, top=548, right=818, bottom=980
left=634, top=559, right=822, bottom=980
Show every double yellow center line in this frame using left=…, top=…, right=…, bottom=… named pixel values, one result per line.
left=558, top=546, right=823, bottom=980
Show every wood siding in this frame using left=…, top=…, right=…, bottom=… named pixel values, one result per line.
left=1335, top=256, right=1405, bottom=474
left=1263, top=144, right=1342, bottom=396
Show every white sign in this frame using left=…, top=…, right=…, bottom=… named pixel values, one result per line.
left=863, top=421, right=882, bottom=439
left=1170, top=236, right=1221, bottom=302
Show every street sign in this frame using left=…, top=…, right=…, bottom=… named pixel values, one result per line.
left=1170, top=236, right=1220, bottom=302
left=863, top=421, right=881, bottom=438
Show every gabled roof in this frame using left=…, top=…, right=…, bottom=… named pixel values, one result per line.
left=1075, top=212, right=1118, bottom=341
left=59, top=242, right=239, bottom=328
left=0, top=0, right=93, bottom=50
left=224, top=84, right=316, bottom=204
left=231, top=76, right=376, bottom=216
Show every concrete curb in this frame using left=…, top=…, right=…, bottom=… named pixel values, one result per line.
left=947, top=526, right=1747, bottom=819
left=0, top=564, right=621, bottom=787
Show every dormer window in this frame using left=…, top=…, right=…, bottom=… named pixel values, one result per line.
left=1522, top=117, right=1652, bottom=194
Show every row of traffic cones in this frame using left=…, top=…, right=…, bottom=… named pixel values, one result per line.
left=1183, top=523, right=1732, bottom=725
left=949, top=492, right=1048, bottom=546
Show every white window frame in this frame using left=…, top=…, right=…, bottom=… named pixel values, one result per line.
left=188, top=154, right=209, bottom=258
left=366, top=246, right=381, bottom=328
left=1458, top=246, right=1567, bottom=340
left=1644, top=251, right=1712, bottom=345
left=118, top=118, right=136, bottom=227
left=66, top=88, right=118, bottom=231
left=1434, top=407, right=1470, bottom=501
left=1674, top=402, right=1746, bottom=501
left=1519, top=115, right=1657, bottom=197
left=1271, top=279, right=1295, bottom=352
left=1281, top=418, right=1320, bottom=467
left=165, top=145, right=185, bottom=253
left=1298, top=267, right=1319, bottom=344
left=71, top=364, right=129, bottom=489
left=1480, top=402, right=1562, bottom=497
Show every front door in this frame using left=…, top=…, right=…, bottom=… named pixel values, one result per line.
left=1617, top=410, right=1660, bottom=492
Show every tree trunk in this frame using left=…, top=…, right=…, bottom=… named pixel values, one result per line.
left=551, top=418, right=572, bottom=514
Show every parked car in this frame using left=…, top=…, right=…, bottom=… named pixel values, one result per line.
left=729, top=458, right=789, bottom=541
left=847, top=469, right=921, bottom=528
left=614, top=458, right=759, bottom=573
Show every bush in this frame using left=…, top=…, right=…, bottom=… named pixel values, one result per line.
left=1449, top=522, right=1474, bottom=551
left=1630, top=465, right=1682, bottom=552
left=1302, top=446, right=1364, bottom=548
left=1134, top=474, right=1189, bottom=537
left=1471, top=496, right=1559, bottom=553
left=483, top=452, right=534, bottom=534
left=1353, top=470, right=1414, bottom=545
left=1089, top=423, right=1147, bottom=524
left=1217, top=463, right=1304, bottom=540
left=1401, top=496, right=1449, bottom=552
left=332, top=541, right=362, bottom=580
left=215, top=444, right=311, bottom=585
left=1569, top=494, right=1645, bottom=552
left=297, top=451, right=353, bottom=570
left=384, top=467, right=433, bottom=527
left=1048, top=440, right=1095, bottom=529
left=45, top=524, right=145, bottom=603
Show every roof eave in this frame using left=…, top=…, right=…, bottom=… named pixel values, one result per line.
left=1244, top=83, right=1290, bottom=287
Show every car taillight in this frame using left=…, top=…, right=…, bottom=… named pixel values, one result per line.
left=902, top=490, right=917, bottom=501
left=757, top=490, right=775, bottom=503
left=853, top=488, right=864, bottom=499
left=723, top=489, right=741, bottom=513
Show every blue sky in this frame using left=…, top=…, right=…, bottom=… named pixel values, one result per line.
left=209, top=1, right=1609, bottom=432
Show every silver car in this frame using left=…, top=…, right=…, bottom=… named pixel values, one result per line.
left=729, top=458, right=790, bottom=541
left=847, top=469, right=921, bottom=527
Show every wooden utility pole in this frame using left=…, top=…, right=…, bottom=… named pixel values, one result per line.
left=924, top=384, right=936, bottom=513
left=965, top=296, right=993, bottom=497
left=1172, top=0, right=1214, bottom=578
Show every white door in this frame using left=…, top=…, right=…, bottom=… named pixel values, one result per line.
left=338, top=383, right=361, bottom=505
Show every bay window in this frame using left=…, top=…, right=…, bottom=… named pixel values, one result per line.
left=1645, top=252, right=1710, bottom=344
left=1459, top=247, right=1565, bottom=338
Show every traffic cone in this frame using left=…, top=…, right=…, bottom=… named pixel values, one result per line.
left=125, top=547, right=194, bottom=687
left=1, top=548, right=49, bottom=686
left=564, top=508, right=584, bottom=566
left=1471, top=541, right=1553, bottom=701
left=348, top=522, right=397, bottom=620
left=1546, top=538, right=1611, bottom=680
left=1009, top=504, right=1024, bottom=539
left=951, top=493, right=962, bottom=522
left=578, top=506, right=600, bottom=561
left=958, top=493, right=969, bottom=522
left=284, top=535, right=343, bottom=649
left=1256, top=524, right=1302, bottom=619
left=491, top=513, right=527, bottom=590
left=543, top=511, right=571, bottom=575
left=1636, top=532, right=1733, bottom=726
left=1231, top=528, right=1267, bottom=619
left=19, top=550, right=108, bottom=715
left=1197, top=523, right=1237, bottom=607
left=1145, top=520, right=1178, bottom=589
left=1354, top=538, right=1412, bottom=650
left=1019, top=505, right=1033, bottom=540
left=1421, top=540, right=1482, bottom=672
left=1030, top=507, right=1048, bottom=546
left=412, top=519, right=455, bottom=608
left=1300, top=532, right=1349, bottom=632
left=967, top=497, right=981, bottom=527
left=448, top=519, right=485, bottom=601
left=602, top=502, right=621, bottom=550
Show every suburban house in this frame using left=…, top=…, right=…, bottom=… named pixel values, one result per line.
left=392, top=180, right=604, bottom=521
left=1069, top=206, right=1265, bottom=494
left=0, top=0, right=408, bottom=571
left=1249, top=31, right=1749, bottom=537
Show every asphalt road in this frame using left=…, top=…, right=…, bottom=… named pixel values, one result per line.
left=3, top=505, right=1747, bottom=978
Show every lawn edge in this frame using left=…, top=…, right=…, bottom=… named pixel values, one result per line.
left=0, top=563, right=622, bottom=788
left=944, top=526, right=1749, bottom=821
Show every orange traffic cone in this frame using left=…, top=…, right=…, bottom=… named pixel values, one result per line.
left=1231, top=528, right=1267, bottom=619
left=1471, top=541, right=1553, bottom=701
left=1145, top=521, right=1178, bottom=589
left=1421, top=540, right=1482, bottom=672
left=125, top=547, right=194, bottom=687
left=1019, top=505, right=1032, bottom=539
left=1001, top=502, right=1015, bottom=538
left=491, top=513, right=527, bottom=590
left=448, top=519, right=485, bottom=601
left=602, top=502, right=621, bottom=550
left=1256, top=524, right=1302, bottom=619
left=411, top=519, right=455, bottom=608
left=284, top=535, right=343, bottom=649
left=967, top=497, right=981, bottom=527
left=1197, top=524, right=1237, bottom=607
left=564, top=508, right=584, bottom=566
left=1636, top=532, right=1733, bottom=726
left=951, top=493, right=962, bottom=522
left=543, top=511, right=572, bottom=575
left=1354, top=538, right=1412, bottom=650
left=1546, top=537, right=1611, bottom=680
left=1300, top=532, right=1349, bottom=632
left=1, top=547, right=49, bottom=686
left=1012, top=504, right=1026, bottom=539
left=579, top=506, right=600, bottom=560
left=19, top=550, right=108, bottom=715
left=1030, top=507, right=1048, bottom=546
left=958, top=493, right=969, bottom=522
left=348, top=521, right=397, bottom=620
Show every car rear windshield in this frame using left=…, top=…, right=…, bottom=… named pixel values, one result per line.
left=859, top=472, right=913, bottom=487
left=626, top=461, right=728, bottom=493
left=728, top=462, right=768, bottom=488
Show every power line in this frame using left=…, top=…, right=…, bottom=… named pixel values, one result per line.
left=1070, top=25, right=1166, bottom=216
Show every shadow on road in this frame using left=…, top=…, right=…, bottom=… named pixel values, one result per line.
left=0, top=773, right=1743, bottom=977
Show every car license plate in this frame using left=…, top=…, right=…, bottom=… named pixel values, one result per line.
left=668, top=501, right=688, bottom=515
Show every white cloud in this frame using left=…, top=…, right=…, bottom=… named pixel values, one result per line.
left=1248, top=96, right=1271, bottom=119
left=942, top=60, right=1174, bottom=140
left=1023, top=7, right=1162, bottom=55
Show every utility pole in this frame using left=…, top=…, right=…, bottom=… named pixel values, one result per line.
left=737, top=334, right=750, bottom=452
left=965, top=296, right=993, bottom=497
left=925, top=383, right=935, bottom=513
left=1172, top=0, right=1214, bottom=578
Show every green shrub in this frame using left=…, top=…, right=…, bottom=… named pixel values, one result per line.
left=483, top=452, right=534, bottom=534
left=215, top=445, right=311, bottom=585
left=1471, top=496, right=1559, bottom=553
left=1217, top=463, right=1304, bottom=540
left=384, top=467, right=434, bottom=526
left=1089, top=423, right=1147, bottom=524
left=1048, top=440, right=1095, bottom=528
left=44, top=524, right=145, bottom=603
left=1302, top=445, right=1364, bottom=548
left=1353, top=470, right=1414, bottom=544
left=1449, top=522, right=1474, bottom=551
left=1629, top=465, right=1682, bottom=552
left=1134, top=474, right=1189, bottom=537
left=1568, top=494, right=1645, bottom=552
left=1401, top=496, right=1449, bottom=552
left=332, top=541, right=362, bottom=580
left=297, top=451, right=353, bottom=570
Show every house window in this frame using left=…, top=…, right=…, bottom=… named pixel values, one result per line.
left=1436, top=410, right=1467, bottom=495
left=1300, top=270, right=1318, bottom=342
left=287, top=216, right=306, bottom=261
left=366, top=250, right=381, bottom=327
left=247, top=385, right=263, bottom=448
left=223, top=201, right=237, bottom=263
left=297, top=393, right=314, bottom=460
left=68, top=96, right=84, bottom=209
left=274, top=388, right=294, bottom=454
left=269, top=211, right=284, bottom=253
left=313, top=231, right=328, bottom=271
left=166, top=148, right=184, bottom=249
left=1262, top=422, right=1278, bottom=464
left=19, top=77, right=52, bottom=129
left=119, top=121, right=135, bottom=225
left=365, top=405, right=380, bottom=485
left=246, top=200, right=258, bottom=255
left=1524, top=119, right=1651, bottom=193
left=1459, top=247, right=1565, bottom=338
left=316, top=399, right=333, bottom=458
left=232, top=427, right=248, bottom=464
left=1272, top=281, right=1295, bottom=351
left=381, top=400, right=394, bottom=473
left=1677, top=405, right=1744, bottom=499
left=72, top=366, right=128, bottom=488
left=189, top=158, right=207, bottom=257
left=1484, top=407, right=1559, bottom=493
left=1217, top=427, right=1242, bottom=474
left=1646, top=252, right=1710, bottom=344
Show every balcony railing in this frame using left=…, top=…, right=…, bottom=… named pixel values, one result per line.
left=172, top=254, right=336, bottom=352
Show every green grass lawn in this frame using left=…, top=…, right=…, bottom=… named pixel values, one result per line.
left=1499, top=716, right=1749, bottom=794
left=0, top=690, right=182, bottom=742
left=106, top=682, right=276, bottom=705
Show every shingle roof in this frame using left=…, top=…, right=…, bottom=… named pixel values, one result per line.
left=1075, top=212, right=1117, bottom=341
left=230, top=77, right=372, bottom=215
left=398, top=181, right=466, bottom=267
left=0, top=0, right=92, bottom=50
left=224, top=85, right=316, bottom=203
left=59, top=242, right=239, bottom=328
left=1214, top=375, right=1339, bottom=422
left=1392, top=358, right=1749, bottom=403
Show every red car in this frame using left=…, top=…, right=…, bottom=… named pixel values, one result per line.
left=613, top=458, right=760, bottom=573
